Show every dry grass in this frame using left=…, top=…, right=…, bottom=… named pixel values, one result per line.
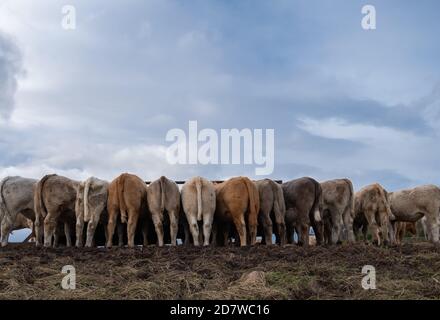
left=0, top=242, right=439, bottom=299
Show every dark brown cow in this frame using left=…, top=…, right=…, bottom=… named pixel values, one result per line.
left=106, top=173, right=148, bottom=248
left=213, top=177, right=259, bottom=246
left=282, top=177, right=323, bottom=246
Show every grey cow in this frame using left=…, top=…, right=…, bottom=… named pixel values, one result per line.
left=34, top=174, right=79, bottom=247
left=282, top=177, right=323, bottom=246
left=389, top=185, right=440, bottom=244
left=147, top=176, right=181, bottom=246
left=321, top=178, right=355, bottom=244
left=254, top=179, right=286, bottom=245
left=181, top=176, right=216, bottom=246
left=0, top=176, right=37, bottom=247
left=75, top=177, right=109, bottom=247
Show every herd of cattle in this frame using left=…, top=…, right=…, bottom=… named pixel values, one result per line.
left=0, top=174, right=439, bottom=248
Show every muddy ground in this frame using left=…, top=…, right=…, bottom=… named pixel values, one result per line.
left=0, top=242, right=439, bottom=300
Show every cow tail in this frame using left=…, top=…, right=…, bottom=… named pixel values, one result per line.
left=310, top=179, right=322, bottom=222
left=344, top=178, right=355, bottom=219
left=0, top=177, right=11, bottom=221
left=243, top=178, right=259, bottom=226
left=271, top=180, right=285, bottom=218
left=83, top=178, right=93, bottom=223
left=195, top=177, right=203, bottom=221
left=34, top=174, right=56, bottom=220
left=159, top=176, right=166, bottom=215
left=118, top=175, right=128, bottom=223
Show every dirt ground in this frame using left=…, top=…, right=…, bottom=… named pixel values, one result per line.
left=0, top=242, right=439, bottom=300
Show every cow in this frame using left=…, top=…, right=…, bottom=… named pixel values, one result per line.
left=34, top=174, right=79, bottom=247
left=106, top=173, right=148, bottom=248
left=213, top=176, right=259, bottom=246
left=0, top=176, right=37, bottom=247
left=282, top=177, right=323, bottom=246
left=254, top=179, right=286, bottom=245
left=181, top=176, right=216, bottom=246
left=353, top=183, right=394, bottom=246
left=75, top=177, right=109, bottom=247
left=321, top=178, right=355, bottom=244
left=147, top=176, right=180, bottom=246
left=388, top=185, right=440, bottom=244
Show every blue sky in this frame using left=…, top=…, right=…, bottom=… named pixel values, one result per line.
left=1, top=0, right=440, bottom=204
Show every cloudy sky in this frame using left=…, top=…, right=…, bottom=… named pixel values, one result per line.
left=1, top=0, right=440, bottom=193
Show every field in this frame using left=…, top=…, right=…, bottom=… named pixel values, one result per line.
left=0, top=242, right=439, bottom=300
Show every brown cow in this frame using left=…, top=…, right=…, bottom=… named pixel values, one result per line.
left=34, top=174, right=79, bottom=247
left=321, top=178, right=355, bottom=244
left=354, top=183, right=394, bottom=246
left=282, top=177, right=323, bottom=246
left=213, top=177, right=259, bottom=246
left=147, top=176, right=181, bottom=246
left=181, top=176, right=216, bottom=246
left=106, top=173, right=148, bottom=248
left=254, top=179, right=286, bottom=245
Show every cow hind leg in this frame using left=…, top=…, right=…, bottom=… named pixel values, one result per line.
left=85, top=219, right=99, bottom=248
left=75, top=218, right=84, bottom=248
left=64, top=222, right=72, bottom=247
left=168, top=210, right=179, bottom=246
left=34, top=215, right=44, bottom=247
left=152, top=211, right=164, bottom=247
left=126, top=211, right=139, bottom=248
left=106, top=206, right=118, bottom=248
left=260, top=211, right=273, bottom=245
left=202, top=211, right=214, bottom=246
left=331, top=210, right=343, bottom=245
left=232, top=215, right=247, bottom=247
left=298, top=224, right=309, bottom=247
left=188, top=215, right=200, bottom=246
left=1, top=216, right=14, bottom=247
left=43, top=212, right=57, bottom=248
left=425, top=213, right=440, bottom=244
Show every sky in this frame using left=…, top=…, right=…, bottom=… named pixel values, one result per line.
left=1, top=0, right=440, bottom=209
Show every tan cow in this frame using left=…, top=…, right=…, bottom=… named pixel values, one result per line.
left=106, top=173, right=148, bottom=248
left=354, top=183, right=394, bottom=246
left=321, top=178, right=355, bottom=244
left=75, top=177, right=109, bottom=247
left=34, top=174, right=79, bottom=247
left=389, top=185, right=440, bottom=243
left=254, top=179, right=286, bottom=245
left=181, top=176, right=216, bottom=246
left=147, top=176, right=181, bottom=246
left=213, top=177, right=259, bottom=246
